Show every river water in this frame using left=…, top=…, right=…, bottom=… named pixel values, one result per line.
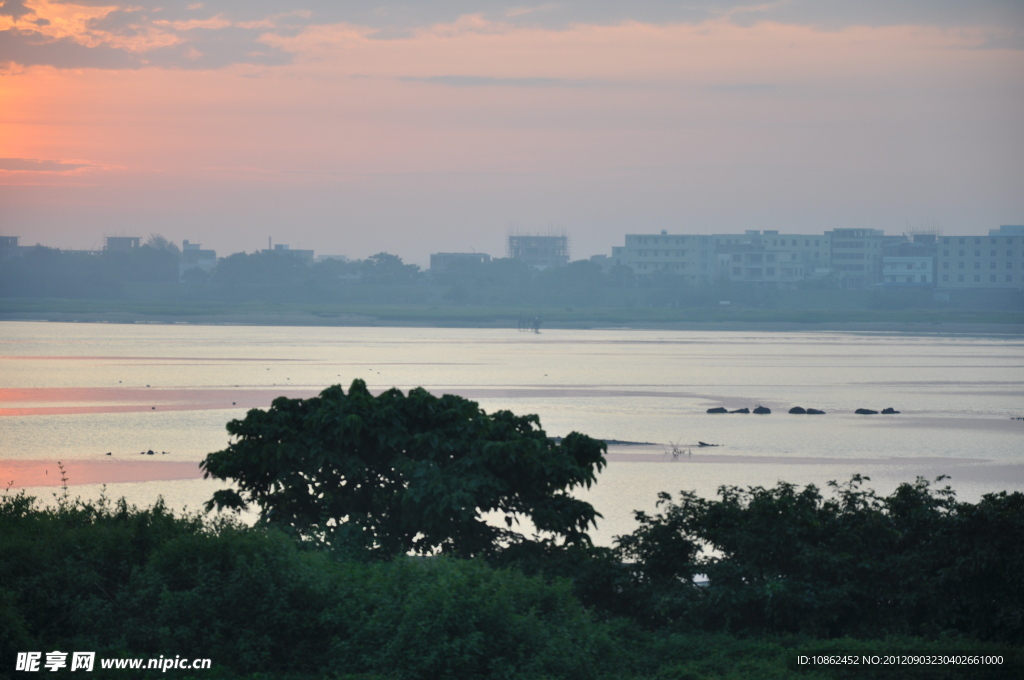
left=1, top=321, right=1021, bottom=545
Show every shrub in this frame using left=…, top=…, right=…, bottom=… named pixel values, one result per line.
left=613, top=476, right=1024, bottom=642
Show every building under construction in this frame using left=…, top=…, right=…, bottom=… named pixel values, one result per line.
left=507, top=234, right=569, bottom=269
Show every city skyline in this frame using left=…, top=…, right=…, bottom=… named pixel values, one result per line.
left=2, top=1, right=1023, bottom=268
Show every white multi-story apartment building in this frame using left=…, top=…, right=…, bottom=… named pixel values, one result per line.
left=609, top=225, right=1022, bottom=290
left=610, top=231, right=715, bottom=285
left=882, top=256, right=933, bottom=286
left=712, top=230, right=831, bottom=285
left=936, top=226, right=1024, bottom=289
left=825, top=228, right=886, bottom=289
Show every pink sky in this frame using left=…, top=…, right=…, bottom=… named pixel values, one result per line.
left=2, top=2, right=1022, bottom=265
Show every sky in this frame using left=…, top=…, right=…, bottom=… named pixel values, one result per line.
left=1, top=1, right=1023, bottom=266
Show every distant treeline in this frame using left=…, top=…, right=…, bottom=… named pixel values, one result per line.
left=2, top=236, right=1022, bottom=312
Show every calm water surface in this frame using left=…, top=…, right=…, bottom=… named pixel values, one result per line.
left=2, top=321, right=1022, bottom=545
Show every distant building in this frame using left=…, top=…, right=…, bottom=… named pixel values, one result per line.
left=716, top=244, right=805, bottom=285
left=588, top=254, right=611, bottom=271
left=430, top=252, right=491, bottom=271
left=261, top=243, right=314, bottom=264
left=602, top=225, right=1024, bottom=289
left=881, top=256, right=933, bottom=286
left=611, top=231, right=714, bottom=284
left=105, top=236, right=140, bottom=252
left=879, top=232, right=936, bottom=288
left=936, top=226, right=1023, bottom=289
left=315, top=254, right=349, bottom=263
left=711, top=231, right=829, bottom=286
left=507, top=234, right=568, bottom=269
left=826, top=228, right=887, bottom=289
left=179, top=240, right=217, bottom=279
left=0, top=236, right=24, bottom=260
left=893, top=232, right=938, bottom=256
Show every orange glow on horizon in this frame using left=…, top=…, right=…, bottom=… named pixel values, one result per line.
left=2, top=1, right=1015, bottom=255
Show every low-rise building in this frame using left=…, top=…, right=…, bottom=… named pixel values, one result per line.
left=179, top=240, right=217, bottom=279
left=261, top=243, right=314, bottom=263
left=0, top=236, right=25, bottom=260
left=105, top=236, right=140, bottom=252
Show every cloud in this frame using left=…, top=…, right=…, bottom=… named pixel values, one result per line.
left=400, top=75, right=590, bottom=88
left=138, top=26, right=293, bottom=69
left=86, top=8, right=150, bottom=37
left=0, top=23, right=293, bottom=70
left=705, top=82, right=778, bottom=94
left=0, top=158, right=100, bottom=172
left=970, top=30, right=1024, bottom=51
left=0, top=29, right=137, bottom=69
left=35, top=0, right=1024, bottom=31
left=754, top=0, right=1024, bottom=31
left=0, top=0, right=31, bottom=19
left=3, top=1, right=1020, bottom=71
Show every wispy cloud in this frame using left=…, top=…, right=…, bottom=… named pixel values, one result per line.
left=704, top=82, right=778, bottom=93
left=0, top=158, right=101, bottom=172
left=967, top=29, right=1024, bottom=51
left=504, top=5, right=558, bottom=19
left=399, top=75, right=590, bottom=88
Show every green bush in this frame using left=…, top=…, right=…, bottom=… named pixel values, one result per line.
left=613, top=476, right=1024, bottom=643
left=3, top=477, right=1022, bottom=679
left=0, top=493, right=617, bottom=679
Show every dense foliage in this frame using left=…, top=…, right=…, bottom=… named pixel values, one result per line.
left=201, top=380, right=606, bottom=558
left=0, top=492, right=617, bottom=679
left=613, top=476, right=1024, bottom=642
left=2, top=491, right=1019, bottom=680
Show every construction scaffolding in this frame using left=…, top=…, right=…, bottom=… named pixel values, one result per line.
left=506, top=232, right=569, bottom=269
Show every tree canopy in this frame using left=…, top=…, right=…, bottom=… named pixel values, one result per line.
left=612, top=475, right=1024, bottom=641
left=201, top=380, right=607, bottom=558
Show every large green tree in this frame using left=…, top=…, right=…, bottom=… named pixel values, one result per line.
left=202, top=380, right=606, bottom=558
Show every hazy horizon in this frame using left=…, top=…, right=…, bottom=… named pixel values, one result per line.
left=2, top=1, right=1022, bottom=267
